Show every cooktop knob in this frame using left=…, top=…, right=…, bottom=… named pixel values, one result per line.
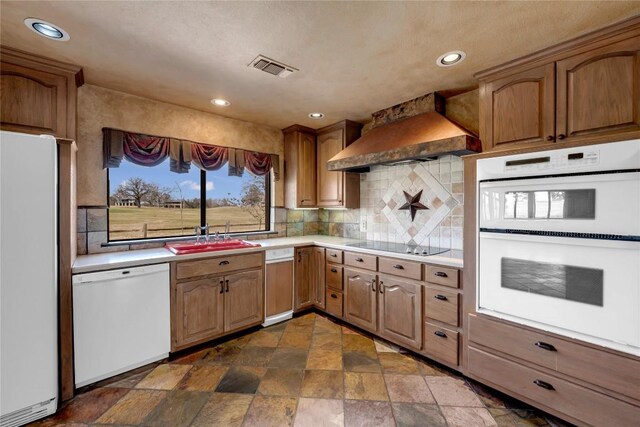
left=406, top=247, right=413, bottom=253
left=413, top=248, right=420, bottom=254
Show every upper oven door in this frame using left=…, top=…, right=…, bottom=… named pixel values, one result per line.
left=479, top=171, right=640, bottom=237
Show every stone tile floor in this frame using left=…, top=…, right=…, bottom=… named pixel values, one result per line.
left=32, top=312, right=575, bottom=427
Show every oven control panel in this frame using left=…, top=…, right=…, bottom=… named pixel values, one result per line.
left=504, top=148, right=600, bottom=172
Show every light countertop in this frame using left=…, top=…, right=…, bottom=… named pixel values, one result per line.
left=72, top=235, right=463, bottom=274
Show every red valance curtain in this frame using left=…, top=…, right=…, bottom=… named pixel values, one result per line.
left=103, top=128, right=280, bottom=180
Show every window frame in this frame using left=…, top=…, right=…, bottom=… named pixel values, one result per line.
left=106, top=165, right=271, bottom=243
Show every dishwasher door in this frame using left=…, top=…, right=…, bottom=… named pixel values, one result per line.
left=264, top=248, right=295, bottom=327
left=72, top=263, right=170, bottom=387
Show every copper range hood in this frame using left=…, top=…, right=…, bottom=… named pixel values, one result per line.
left=326, top=111, right=481, bottom=172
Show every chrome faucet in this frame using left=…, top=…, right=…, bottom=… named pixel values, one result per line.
left=194, top=224, right=210, bottom=244
left=224, top=221, right=231, bottom=240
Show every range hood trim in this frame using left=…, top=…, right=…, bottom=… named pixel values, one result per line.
left=326, top=111, right=481, bottom=172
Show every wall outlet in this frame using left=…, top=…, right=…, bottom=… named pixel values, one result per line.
left=360, top=217, right=367, bottom=232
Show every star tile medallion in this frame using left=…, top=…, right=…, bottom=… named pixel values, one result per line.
left=398, top=190, right=429, bottom=221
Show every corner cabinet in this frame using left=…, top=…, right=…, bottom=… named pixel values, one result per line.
left=316, top=120, right=362, bottom=208
left=171, top=253, right=264, bottom=352
left=477, top=21, right=640, bottom=151
left=0, top=45, right=83, bottom=139
left=294, top=246, right=325, bottom=311
left=283, top=125, right=317, bottom=208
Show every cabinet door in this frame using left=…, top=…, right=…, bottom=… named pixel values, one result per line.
left=317, top=128, right=344, bottom=207
left=556, top=35, right=640, bottom=141
left=1, top=62, right=67, bottom=137
left=313, top=247, right=326, bottom=309
left=295, top=247, right=314, bottom=310
left=175, top=277, right=224, bottom=348
left=265, top=261, right=293, bottom=317
left=298, top=133, right=317, bottom=207
left=224, top=269, right=263, bottom=332
left=480, top=63, right=555, bottom=151
left=378, top=276, right=423, bottom=350
left=344, top=268, right=377, bottom=332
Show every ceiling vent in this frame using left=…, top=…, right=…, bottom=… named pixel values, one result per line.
left=249, top=55, right=297, bottom=78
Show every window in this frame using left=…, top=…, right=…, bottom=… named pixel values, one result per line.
left=108, top=158, right=270, bottom=241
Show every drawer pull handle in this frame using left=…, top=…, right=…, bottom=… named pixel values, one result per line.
left=331, top=268, right=338, bottom=273
left=434, top=294, right=448, bottom=301
left=372, top=279, right=376, bottom=292
left=330, top=253, right=337, bottom=258
left=219, top=260, right=230, bottom=266
left=434, top=330, right=447, bottom=338
left=220, top=280, right=224, bottom=294
left=533, top=379, right=555, bottom=391
left=434, top=271, right=448, bottom=278
left=379, top=281, right=384, bottom=294
left=557, top=134, right=566, bottom=140
left=330, top=293, right=338, bottom=299
left=393, top=264, right=404, bottom=269
left=534, top=341, right=557, bottom=352
left=355, top=257, right=364, bottom=262
left=225, top=279, right=230, bottom=293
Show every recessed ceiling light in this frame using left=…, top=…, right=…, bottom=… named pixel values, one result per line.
left=24, top=18, right=69, bottom=41
left=211, top=98, right=231, bottom=107
left=436, top=51, right=466, bottom=67
left=308, top=112, right=325, bottom=119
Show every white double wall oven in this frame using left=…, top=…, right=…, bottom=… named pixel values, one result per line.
left=476, top=139, right=640, bottom=356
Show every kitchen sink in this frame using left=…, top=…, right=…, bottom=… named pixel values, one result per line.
left=166, top=239, right=261, bottom=255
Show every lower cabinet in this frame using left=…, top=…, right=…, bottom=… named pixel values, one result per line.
left=312, top=247, right=326, bottom=309
left=344, top=268, right=377, bottom=331
left=172, top=262, right=264, bottom=351
left=295, top=246, right=325, bottom=311
left=175, top=276, right=225, bottom=348
left=378, top=276, right=422, bottom=350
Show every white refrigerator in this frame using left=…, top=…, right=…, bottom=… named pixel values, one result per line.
left=0, top=131, right=58, bottom=426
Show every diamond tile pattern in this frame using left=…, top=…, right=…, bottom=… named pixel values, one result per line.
left=31, top=313, right=573, bottom=427
left=381, top=163, right=457, bottom=246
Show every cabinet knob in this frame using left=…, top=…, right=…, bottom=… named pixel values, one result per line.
left=557, top=134, right=566, bottom=140
left=330, top=293, right=338, bottom=299
left=331, top=268, right=338, bottom=273
left=546, top=135, right=555, bottom=141
left=533, top=379, right=555, bottom=391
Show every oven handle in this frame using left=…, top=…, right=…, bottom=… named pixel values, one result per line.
left=479, top=230, right=639, bottom=249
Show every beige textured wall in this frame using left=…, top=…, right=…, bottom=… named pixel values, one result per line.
left=76, top=84, right=284, bottom=207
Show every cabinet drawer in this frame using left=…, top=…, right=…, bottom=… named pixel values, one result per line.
left=344, top=252, right=377, bottom=271
left=379, top=257, right=421, bottom=281
left=425, top=288, right=459, bottom=327
left=325, top=264, right=343, bottom=291
left=325, top=290, right=343, bottom=318
left=176, top=252, right=263, bottom=280
left=424, top=322, right=458, bottom=366
left=425, top=265, right=459, bottom=288
left=469, top=315, right=640, bottom=400
left=326, top=248, right=343, bottom=264
left=468, top=348, right=640, bottom=426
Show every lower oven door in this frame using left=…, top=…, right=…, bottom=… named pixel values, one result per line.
left=478, top=232, right=640, bottom=354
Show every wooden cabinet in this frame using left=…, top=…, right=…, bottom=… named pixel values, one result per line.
left=477, top=22, right=640, bottom=151
left=312, top=247, right=326, bottom=309
left=378, top=275, right=422, bottom=350
left=283, top=125, right=316, bottom=208
left=556, top=35, right=640, bottom=141
left=175, top=277, right=225, bottom=347
left=479, top=63, right=555, bottom=151
left=171, top=254, right=264, bottom=351
left=225, top=269, right=263, bottom=332
left=295, top=247, right=314, bottom=310
left=344, top=267, right=377, bottom=331
left=1, top=46, right=83, bottom=139
left=316, top=120, right=362, bottom=208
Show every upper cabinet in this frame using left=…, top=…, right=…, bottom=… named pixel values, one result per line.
left=1, top=45, right=83, bottom=140
left=283, top=125, right=317, bottom=208
left=316, top=120, right=362, bottom=209
left=477, top=19, right=640, bottom=151
left=556, top=36, right=640, bottom=142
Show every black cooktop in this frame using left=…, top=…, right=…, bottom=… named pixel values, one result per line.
left=346, top=241, right=449, bottom=256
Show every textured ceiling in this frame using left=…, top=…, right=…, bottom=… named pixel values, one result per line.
left=1, top=1, right=638, bottom=129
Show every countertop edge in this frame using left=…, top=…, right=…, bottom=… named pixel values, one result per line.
left=72, top=236, right=463, bottom=274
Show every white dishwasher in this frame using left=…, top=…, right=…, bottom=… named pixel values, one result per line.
left=72, top=263, right=170, bottom=388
